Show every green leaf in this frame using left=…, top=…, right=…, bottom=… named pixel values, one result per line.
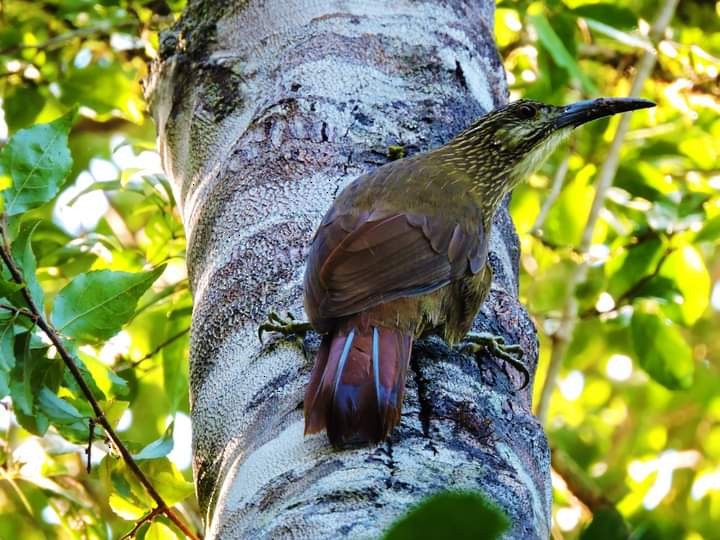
left=607, top=237, right=665, bottom=300
left=695, top=215, right=720, bottom=244
left=571, top=4, right=637, bottom=29
left=78, top=350, right=129, bottom=399
left=51, top=266, right=166, bottom=342
left=543, top=165, right=595, bottom=246
left=36, top=387, right=90, bottom=441
left=383, top=491, right=509, bottom=540
left=3, top=85, right=45, bottom=132
left=0, top=369, right=9, bottom=400
left=583, top=19, right=653, bottom=52
left=10, top=222, right=45, bottom=308
left=143, top=458, right=194, bottom=505
left=145, top=522, right=178, bottom=540
left=658, top=245, right=710, bottom=325
left=631, top=309, right=694, bottom=390
left=0, top=278, right=24, bottom=297
left=580, top=506, right=630, bottom=540
left=134, top=423, right=174, bottom=461
left=108, top=492, right=146, bottom=520
left=0, top=110, right=75, bottom=216
left=0, top=313, right=17, bottom=373
left=62, top=340, right=107, bottom=401
left=9, top=333, right=55, bottom=435
left=61, top=63, right=144, bottom=123
left=529, top=14, right=596, bottom=94
left=162, top=325, right=189, bottom=413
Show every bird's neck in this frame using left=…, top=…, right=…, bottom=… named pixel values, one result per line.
left=432, top=145, right=514, bottom=220
left=435, top=125, right=573, bottom=218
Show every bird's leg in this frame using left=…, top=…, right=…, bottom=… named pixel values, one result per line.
left=257, top=311, right=313, bottom=344
left=456, top=332, right=529, bottom=390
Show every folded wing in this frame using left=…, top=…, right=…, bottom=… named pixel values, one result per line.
left=304, top=207, right=488, bottom=326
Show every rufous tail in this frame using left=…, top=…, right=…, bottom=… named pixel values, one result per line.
left=304, top=316, right=412, bottom=447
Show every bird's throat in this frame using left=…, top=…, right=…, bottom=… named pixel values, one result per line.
left=507, top=127, right=572, bottom=190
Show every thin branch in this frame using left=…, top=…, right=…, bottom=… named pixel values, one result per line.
left=536, top=0, right=680, bottom=423
left=532, top=152, right=570, bottom=235
left=578, top=247, right=674, bottom=320
left=119, top=507, right=163, bottom=540
left=0, top=22, right=138, bottom=56
left=0, top=303, right=38, bottom=322
left=0, top=224, right=200, bottom=540
left=551, top=446, right=614, bottom=512
left=131, top=326, right=190, bottom=367
left=0, top=468, right=35, bottom=517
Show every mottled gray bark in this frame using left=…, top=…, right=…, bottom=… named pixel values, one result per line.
left=148, top=1, right=550, bottom=538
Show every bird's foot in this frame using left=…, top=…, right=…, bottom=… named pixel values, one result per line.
left=258, top=311, right=313, bottom=344
left=456, top=331, right=529, bottom=390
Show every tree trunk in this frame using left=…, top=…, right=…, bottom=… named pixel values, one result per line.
left=148, top=1, right=550, bottom=538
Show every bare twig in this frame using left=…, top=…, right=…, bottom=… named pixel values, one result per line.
left=0, top=303, right=38, bottom=322
left=536, top=0, right=680, bottom=423
left=578, top=247, right=674, bottom=320
left=0, top=224, right=199, bottom=540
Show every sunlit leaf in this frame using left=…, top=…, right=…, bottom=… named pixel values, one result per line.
left=631, top=308, right=694, bottom=390
left=695, top=215, right=720, bottom=244
left=145, top=522, right=178, bottom=540
left=109, top=493, right=146, bottom=521
left=162, top=325, right=189, bottom=413
left=658, top=245, right=710, bottom=325
left=143, top=458, right=194, bottom=505
left=529, top=14, right=596, bottom=94
left=51, top=266, right=166, bottom=342
left=0, top=110, right=75, bottom=216
left=543, top=166, right=595, bottom=246
left=61, top=63, right=144, bottom=123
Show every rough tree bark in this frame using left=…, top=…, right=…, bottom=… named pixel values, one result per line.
left=148, top=1, right=550, bottom=538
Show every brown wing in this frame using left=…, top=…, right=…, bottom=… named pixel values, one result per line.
left=304, top=207, right=488, bottom=329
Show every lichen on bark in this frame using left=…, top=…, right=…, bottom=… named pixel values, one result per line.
left=148, top=1, right=551, bottom=538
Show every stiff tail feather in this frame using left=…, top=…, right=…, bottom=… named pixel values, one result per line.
left=304, top=316, right=412, bottom=447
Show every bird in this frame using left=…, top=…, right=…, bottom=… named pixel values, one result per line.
left=265, top=97, right=655, bottom=448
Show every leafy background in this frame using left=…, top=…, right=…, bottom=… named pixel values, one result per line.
left=0, top=0, right=718, bottom=538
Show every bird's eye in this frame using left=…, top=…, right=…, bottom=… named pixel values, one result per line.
left=516, top=104, right=536, bottom=120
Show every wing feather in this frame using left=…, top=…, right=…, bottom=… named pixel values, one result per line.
left=305, top=207, right=489, bottom=325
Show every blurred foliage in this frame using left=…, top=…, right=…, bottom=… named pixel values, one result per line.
left=0, top=0, right=718, bottom=539
left=383, top=490, right=509, bottom=540
left=0, top=1, right=196, bottom=539
left=497, top=0, right=720, bottom=538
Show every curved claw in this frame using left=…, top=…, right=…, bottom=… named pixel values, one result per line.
left=457, top=331, right=530, bottom=390
left=257, top=311, right=312, bottom=345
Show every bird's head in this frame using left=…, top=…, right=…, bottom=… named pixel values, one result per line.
left=445, top=97, right=655, bottom=202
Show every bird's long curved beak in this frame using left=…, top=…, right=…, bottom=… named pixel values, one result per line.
left=555, top=97, right=656, bottom=129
